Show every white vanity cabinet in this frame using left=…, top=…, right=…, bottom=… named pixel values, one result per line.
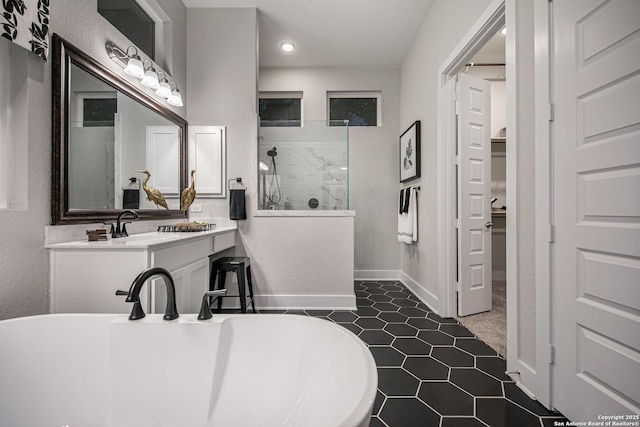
left=48, top=228, right=236, bottom=315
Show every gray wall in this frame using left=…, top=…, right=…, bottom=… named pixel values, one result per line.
left=399, top=0, right=493, bottom=303
left=0, top=0, right=186, bottom=320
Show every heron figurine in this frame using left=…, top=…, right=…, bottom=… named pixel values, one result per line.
left=180, top=170, right=196, bottom=212
left=137, top=169, right=168, bottom=209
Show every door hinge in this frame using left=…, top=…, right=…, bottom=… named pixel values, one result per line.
left=549, top=345, right=556, bottom=365
left=455, top=155, right=461, bottom=165
left=455, top=219, right=461, bottom=229
left=548, top=103, right=555, bottom=121
left=549, top=224, right=556, bottom=243
left=456, top=281, right=461, bottom=292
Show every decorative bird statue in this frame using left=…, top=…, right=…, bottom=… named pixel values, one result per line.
left=137, top=169, right=168, bottom=209
left=180, top=170, right=196, bottom=212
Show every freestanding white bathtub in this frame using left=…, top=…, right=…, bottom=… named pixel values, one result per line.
left=0, top=313, right=377, bottom=427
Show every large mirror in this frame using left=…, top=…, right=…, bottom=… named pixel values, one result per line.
left=52, top=34, right=187, bottom=225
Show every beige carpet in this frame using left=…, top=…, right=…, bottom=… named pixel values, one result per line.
left=457, top=281, right=507, bottom=357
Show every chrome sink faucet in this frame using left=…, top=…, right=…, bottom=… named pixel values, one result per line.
left=116, top=267, right=179, bottom=321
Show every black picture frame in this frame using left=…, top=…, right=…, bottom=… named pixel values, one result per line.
left=399, top=120, right=421, bottom=182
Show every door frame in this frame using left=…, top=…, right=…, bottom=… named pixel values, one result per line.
left=436, top=0, right=505, bottom=319
left=436, top=0, right=554, bottom=405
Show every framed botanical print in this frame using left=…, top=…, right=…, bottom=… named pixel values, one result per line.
left=399, top=120, right=420, bottom=182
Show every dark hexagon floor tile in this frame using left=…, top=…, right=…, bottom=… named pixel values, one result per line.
left=359, top=329, right=395, bottom=345
left=328, top=311, right=359, bottom=323
left=378, top=311, right=408, bottom=323
left=403, top=356, right=449, bottom=380
left=476, top=397, right=543, bottom=427
left=361, top=281, right=383, bottom=288
left=369, top=346, right=406, bottom=367
left=428, top=312, right=459, bottom=323
left=455, top=338, right=498, bottom=356
left=356, top=317, right=387, bottom=330
left=393, top=337, right=432, bottom=356
left=303, top=309, right=333, bottom=317
left=441, top=417, right=487, bottom=427
left=418, top=381, right=474, bottom=416
left=336, top=322, right=363, bottom=335
left=398, top=306, right=429, bottom=317
left=384, top=323, right=418, bottom=337
left=389, top=298, right=418, bottom=308
left=440, top=323, right=476, bottom=337
left=407, top=317, right=440, bottom=330
left=356, top=306, right=380, bottom=317
left=356, top=298, right=375, bottom=307
left=372, top=302, right=400, bottom=312
left=450, top=368, right=503, bottom=396
left=387, top=290, right=410, bottom=299
left=355, top=290, right=370, bottom=298
left=369, top=294, right=393, bottom=303
left=476, top=356, right=512, bottom=381
left=504, top=383, right=561, bottom=416
left=377, top=368, right=420, bottom=396
left=367, top=287, right=387, bottom=295
left=379, top=397, right=440, bottom=427
left=431, top=347, right=475, bottom=367
left=418, top=330, right=456, bottom=346
left=368, top=416, right=386, bottom=427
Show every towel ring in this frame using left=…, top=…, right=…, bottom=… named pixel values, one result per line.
left=228, top=177, right=246, bottom=191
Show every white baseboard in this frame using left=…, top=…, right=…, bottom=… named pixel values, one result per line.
left=399, top=271, right=440, bottom=315
left=233, top=294, right=357, bottom=310
left=354, top=270, right=402, bottom=281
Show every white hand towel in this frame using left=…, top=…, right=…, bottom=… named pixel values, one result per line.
left=399, top=187, right=418, bottom=244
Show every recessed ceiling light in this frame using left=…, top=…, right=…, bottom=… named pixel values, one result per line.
left=280, top=41, right=295, bottom=52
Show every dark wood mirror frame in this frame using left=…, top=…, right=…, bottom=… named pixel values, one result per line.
left=51, top=34, right=187, bottom=225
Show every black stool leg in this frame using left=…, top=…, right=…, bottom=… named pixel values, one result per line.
left=217, top=270, right=227, bottom=313
left=236, top=265, right=247, bottom=313
left=246, top=265, right=257, bottom=313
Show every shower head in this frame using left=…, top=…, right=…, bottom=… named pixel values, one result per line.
left=267, top=147, right=278, bottom=157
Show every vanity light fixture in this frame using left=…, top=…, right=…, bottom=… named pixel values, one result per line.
left=140, top=59, right=160, bottom=89
left=105, top=41, right=183, bottom=108
left=155, top=72, right=172, bottom=98
left=167, top=82, right=184, bottom=107
left=280, top=41, right=295, bottom=52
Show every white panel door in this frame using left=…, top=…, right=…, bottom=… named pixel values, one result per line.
left=188, top=126, right=227, bottom=198
left=146, top=126, right=180, bottom=195
left=552, top=0, right=640, bottom=420
left=457, top=73, right=492, bottom=316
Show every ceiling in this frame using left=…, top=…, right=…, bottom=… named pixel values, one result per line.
left=181, top=0, right=437, bottom=68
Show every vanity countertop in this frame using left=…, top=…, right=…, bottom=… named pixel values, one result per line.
left=46, top=225, right=237, bottom=250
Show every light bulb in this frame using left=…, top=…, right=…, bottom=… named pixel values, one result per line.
left=155, top=79, right=171, bottom=98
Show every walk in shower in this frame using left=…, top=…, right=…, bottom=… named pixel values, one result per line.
left=258, top=121, right=349, bottom=210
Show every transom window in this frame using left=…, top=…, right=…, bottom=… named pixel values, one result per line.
left=327, top=92, right=381, bottom=127
left=98, top=0, right=156, bottom=60
left=259, top=92, right=303, bottom=127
